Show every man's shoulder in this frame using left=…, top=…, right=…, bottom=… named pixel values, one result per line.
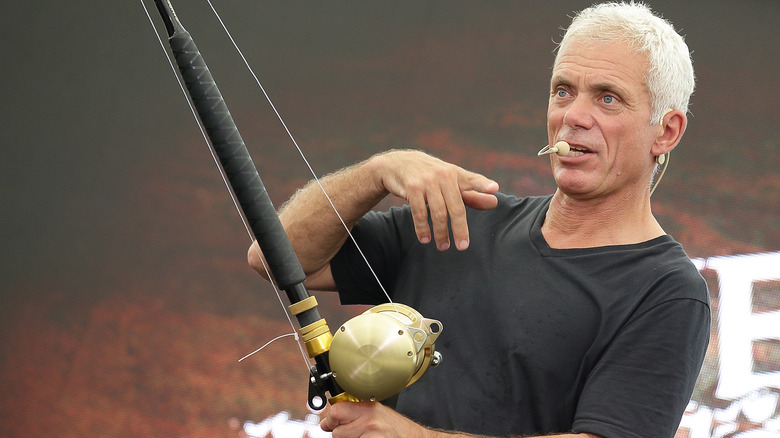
left=657, top=242, right=711, bottom=305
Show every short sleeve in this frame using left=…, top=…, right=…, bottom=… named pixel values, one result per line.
left=330, top=206, right=415, bottom=305
left=573, top=297, right=711, bottom=437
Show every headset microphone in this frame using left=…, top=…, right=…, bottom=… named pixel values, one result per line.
left=537, top=141, right=571, bottom=157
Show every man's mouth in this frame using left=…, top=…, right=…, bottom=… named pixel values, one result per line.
left=567, top=144, right=592, bottom=157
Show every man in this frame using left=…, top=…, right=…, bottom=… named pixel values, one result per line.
left=249, top=2, right=710, bottom=437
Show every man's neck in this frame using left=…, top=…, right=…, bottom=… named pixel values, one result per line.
left=542, top=188, right=665, bottom=249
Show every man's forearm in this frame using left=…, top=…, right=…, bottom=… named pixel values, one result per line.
left=248, top=149, right=499, bottom=287
left=277, top=155, right=388, bottom=277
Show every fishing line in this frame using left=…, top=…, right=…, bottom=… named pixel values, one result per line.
left=140, top=0, right=310, bottom=368
left=204, top=0, right=396, bottom=307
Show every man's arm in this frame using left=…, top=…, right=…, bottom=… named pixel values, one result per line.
left=320, top=401, right=603, bottom=438
left=247, top=149, right=499, bottom=289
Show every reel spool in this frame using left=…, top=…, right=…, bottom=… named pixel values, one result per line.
left=329, top=303, right=443, bottom=402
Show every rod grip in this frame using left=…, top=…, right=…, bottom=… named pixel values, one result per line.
left=168, top=30, right=306, bottom=291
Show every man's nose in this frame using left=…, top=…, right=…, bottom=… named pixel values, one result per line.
left=562, top=96, right=594, bottom=130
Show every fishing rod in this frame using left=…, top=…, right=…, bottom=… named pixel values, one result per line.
left=147, top=0, right=443, bottom=410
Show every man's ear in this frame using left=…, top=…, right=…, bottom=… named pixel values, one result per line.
left=652, top=109, right=687, bottom=157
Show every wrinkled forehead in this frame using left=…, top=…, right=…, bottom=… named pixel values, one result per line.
left=556, top=35, right=648, bottom=68
left=553, top=38, right=650, bottom=86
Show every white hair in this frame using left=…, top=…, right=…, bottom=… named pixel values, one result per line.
left=555, top=1, right=695, bottom=125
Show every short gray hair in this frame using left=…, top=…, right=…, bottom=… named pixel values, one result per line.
left=555, top=1, right=695, bottom=125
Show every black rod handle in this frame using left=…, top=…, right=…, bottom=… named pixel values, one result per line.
left=155, top=0, right=306, bottom=292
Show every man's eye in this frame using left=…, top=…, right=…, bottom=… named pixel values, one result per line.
left=556, top=89, right=568, bottom=97
left=602, top=95, right=615, bottom=104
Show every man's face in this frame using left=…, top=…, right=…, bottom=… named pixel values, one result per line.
left=546, top=38, right=660, bottom=200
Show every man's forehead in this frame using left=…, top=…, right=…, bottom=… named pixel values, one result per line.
left=554, top=38, right=647, bottom=68
left=551, top=40, right=649, bottom=87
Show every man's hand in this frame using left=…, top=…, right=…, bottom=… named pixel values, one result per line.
left=321, top=401, right=437, bottom=438
left=320, top=401, right=604, bottom=438
left=372, top=150, right=499, bottom=251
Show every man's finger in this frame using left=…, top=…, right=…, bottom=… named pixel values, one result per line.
left=440, top=179, right=470, bottom=251
left=462, top=190, right=499, bottom=210
left=425, top=189, right=451, bottom=251
left=320, top=408, right=338, bottom=432
left=320, top=403, right=355, bottom=432
left=466, top=172, right=499, bottom=193
left=407, top=191, right=432, bottom=244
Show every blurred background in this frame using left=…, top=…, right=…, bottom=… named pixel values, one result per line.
left=1, top=1, right=778, bottom=436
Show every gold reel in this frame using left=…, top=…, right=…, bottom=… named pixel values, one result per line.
left=329, top=303, right=443, bottom=402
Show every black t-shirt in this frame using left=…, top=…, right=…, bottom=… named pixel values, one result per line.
left=330, top=193, right=710, bottom=438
